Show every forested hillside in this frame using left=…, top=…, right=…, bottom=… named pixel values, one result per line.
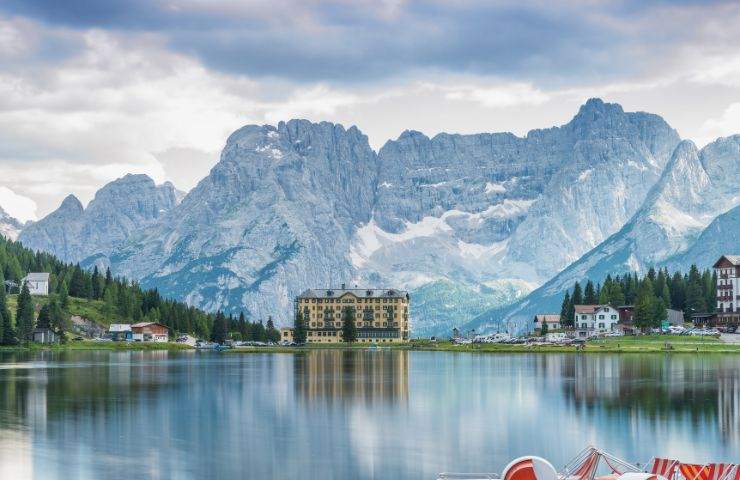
left=0, top=237, right=215, bottom=344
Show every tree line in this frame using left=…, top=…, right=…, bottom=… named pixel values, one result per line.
left=0, top=237, right=220, bottom=344
left=209, top=312, right=281, bottom=344
left=559, top=265, right=716, bottom=330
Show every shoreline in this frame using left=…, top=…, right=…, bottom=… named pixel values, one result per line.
left=1, top=336, right=739, bottom=354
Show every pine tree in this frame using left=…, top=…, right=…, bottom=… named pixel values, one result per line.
left=559, top=291, right=571, bottom=326
left=294, top=310, right=307, bottom=344
left=341, top=306, right=357, bottom=343
left=103, top=287, right=117, bottom=323
left=59, top=281, right=69, bottom=310
left=105, top=267, right=113, bottom=286
left=49, top=298, right=67, bottom=343
left=0, top=308, right=15, bottom=345
left=703, top=269, right=716, bottom=313
left=624, top=274, right=635, bottom=304
left=37, top=304, right=51, bottom=329
left=647, top=266, right=657, bottom=281
left=684, top=265, right=706, bottom=318
left=584, top=280, right=597, bottom=304
left=16, top=283, right=35, bottom=343
left=210, top=311, right=227, bottom=344
left=252, top=320, right=267, bottom=342
left=609, top=282, right=625, bottom=306
left=91, top=266, right=103, bottom=300
left=69, top=265, right=86, bottom=298
left=634, top=278, right=655, bottom=331
left=266, top=316, right=280, bottom=343
left=572, top=282, right=583, bottom=305
left=670, top=272, right=685, bottom=310
left=238, top=312, right=248, bottom=340
left=0, top=270, right=15, bottom=345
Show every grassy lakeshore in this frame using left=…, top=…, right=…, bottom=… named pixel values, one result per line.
left=229, top=335, right=740, bottom=354
left=0, top=340, right=193, bottom=353
left=3, top=335, right=738, bottom=354
left=406, top=336, right=740, bottom=353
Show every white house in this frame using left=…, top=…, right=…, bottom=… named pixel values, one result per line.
left=533, top=314, right=562, bottom=332
left=574, top=304, right=619, bottom=337
left=22, top=273, right=50, bottom=296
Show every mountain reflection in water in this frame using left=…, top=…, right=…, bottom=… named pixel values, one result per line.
left=0, top=350, right=737, bottom=480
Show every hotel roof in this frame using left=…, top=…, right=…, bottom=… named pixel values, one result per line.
left=298, top=288, right=408, bottom=299
left=574, top=304, right=610, bottom=314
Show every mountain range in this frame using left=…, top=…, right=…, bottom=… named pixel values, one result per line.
left=12, top=99, right=740, bottom=334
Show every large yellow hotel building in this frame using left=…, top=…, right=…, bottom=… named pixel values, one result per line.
left=282, top=286, right=410, bottom=344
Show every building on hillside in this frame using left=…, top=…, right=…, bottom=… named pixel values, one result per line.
left=284, top=286, right=410, bottom=344
left=33, top=327, right=57, bottom=344
left=714, top=255, right=740, bottom=325
left=131, top=322, right=169, bottom=342
left=22, top=273, right=49, bottom=296
left=533, top=314, right=562, bottom=333
left=109, top=324, right=133, bottom=341
left=573, top=305, right=619, bottom=338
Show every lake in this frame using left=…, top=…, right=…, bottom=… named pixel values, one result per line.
left=0, top=350, right=738, bottom=479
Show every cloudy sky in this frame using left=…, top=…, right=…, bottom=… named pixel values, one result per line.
left=1, top=0, right=740, bottom=221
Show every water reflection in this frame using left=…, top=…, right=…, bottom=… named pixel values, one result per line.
left=0, top=351, right=737, bottom=480
left=294, top=350, right=409, bottom=406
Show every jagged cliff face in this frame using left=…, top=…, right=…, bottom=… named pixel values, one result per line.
left=111, top=120, right=378, bottom=318
left=19, top=174, right=180, bottom=266
left=19, top=99, right=707, bottom=334
left=0, top=206, right=23, bottom=240
left=360, top=99, right=680, bottom=295
left=467, top=135, right=740, bottom=333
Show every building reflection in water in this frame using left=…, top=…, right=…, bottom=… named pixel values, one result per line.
left=293, top=350, right=409, bottom=406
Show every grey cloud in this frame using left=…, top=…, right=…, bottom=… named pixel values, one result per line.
left=2, top=0, right=737, bottom=85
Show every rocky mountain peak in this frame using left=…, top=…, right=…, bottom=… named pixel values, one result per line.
left=58, top=194, right=84, bottom=215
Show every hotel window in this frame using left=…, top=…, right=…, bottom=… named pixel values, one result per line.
left=599, top=323, right=605, bottom=329
left=611, top=315, right=617, bottom=319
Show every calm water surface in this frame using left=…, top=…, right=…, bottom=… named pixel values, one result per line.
left=0, top=350, right=738, bottom=479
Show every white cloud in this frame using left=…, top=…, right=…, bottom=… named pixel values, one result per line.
left=0, top=186, right=37, bottom=222
left=698, top=102, right=740, bottom=146
left=440, top=82, right=550, bottom=108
